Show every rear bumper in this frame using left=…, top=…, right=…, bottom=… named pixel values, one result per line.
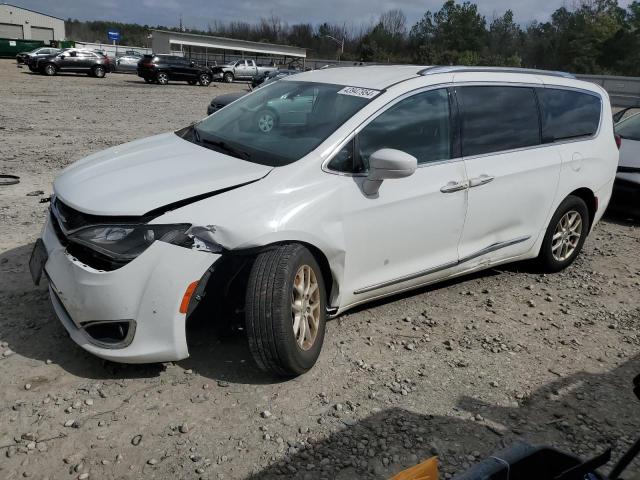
left=41, top=215, right=219, bottom=363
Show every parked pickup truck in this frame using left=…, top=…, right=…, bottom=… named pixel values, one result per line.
left=211, top=60, right=275, bottom=83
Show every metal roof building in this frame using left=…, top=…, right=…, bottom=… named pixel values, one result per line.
left=150, top=29, right=306, bottom=67
left=0, top=3, right=65, bottom=41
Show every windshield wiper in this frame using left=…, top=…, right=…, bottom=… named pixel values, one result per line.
left=201, top=138, right=251, bottom=161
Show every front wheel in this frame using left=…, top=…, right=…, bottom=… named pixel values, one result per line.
left=536, top=195, right=590, bottom=272
left=223, top=72, right=234, bottom=83
left=256, top=109, right=278, bottom=133
left=198, top=73, right=211, bottom=86
left=245, top=244, right=326, bottom=377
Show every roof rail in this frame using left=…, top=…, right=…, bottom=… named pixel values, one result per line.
left=418, top=66, right=576, bottom=79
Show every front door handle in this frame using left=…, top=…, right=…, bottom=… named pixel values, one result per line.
left=440, top=181, right=469, bottom=193
left=468, top=174, right=495, bottom=188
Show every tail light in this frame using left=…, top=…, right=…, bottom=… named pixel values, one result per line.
left=142, top=62, right=155, bottom=68
left=615, top=134, right=622, bottom=149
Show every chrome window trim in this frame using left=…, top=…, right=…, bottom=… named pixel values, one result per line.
left=353, top=235, right=531, bottom=295
left=322, top=80, right=605, bottom=176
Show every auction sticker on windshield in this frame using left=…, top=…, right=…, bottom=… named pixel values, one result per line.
left=337, top=86, right=381, bottom=99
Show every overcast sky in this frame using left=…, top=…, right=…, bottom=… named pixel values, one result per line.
left=13, top=0, right=635, bottom=30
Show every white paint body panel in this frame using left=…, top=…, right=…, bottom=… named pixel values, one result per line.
left=42, top=67, right=619, bottom=363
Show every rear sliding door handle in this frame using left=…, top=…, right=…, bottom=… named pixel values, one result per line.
left=468, top=174, right=495, bottom=188
left=440, top=181, right=469, bottom=193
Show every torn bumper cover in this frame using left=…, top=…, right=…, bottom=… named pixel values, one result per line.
left=41, top=215, right=219, bottom=363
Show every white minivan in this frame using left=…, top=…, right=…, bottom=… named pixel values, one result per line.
left=30, top=66, right=619, bottom=376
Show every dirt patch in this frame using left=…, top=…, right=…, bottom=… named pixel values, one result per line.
left=0, top=59, right=639, bottom=479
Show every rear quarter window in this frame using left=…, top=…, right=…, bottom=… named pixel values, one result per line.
left=457, top=86, right=540, bottom=157
left=537, top=88, right=601, bottom=142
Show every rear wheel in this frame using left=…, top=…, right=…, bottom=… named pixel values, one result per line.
left=156, top=72, right=169, bottom=85
left=198, top=73, right=211, bottom=86
left=536, top=195, right=590, bottom=272
left=223, top=72, right=234, bottom=83
left=245, top=244, right=326, bottom=377
left=92, top=66, right=106, bottom=78
left=43, top=63, right=56, bottom=76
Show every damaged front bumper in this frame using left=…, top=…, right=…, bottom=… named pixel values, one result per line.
left=41, top=214, right=219, bottom=363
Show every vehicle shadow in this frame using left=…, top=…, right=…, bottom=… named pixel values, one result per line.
left=603, top=208, right=640, bottom=226
left=0, top=241, right=509, bottom=384
left=245, top=355, right=640, bottom=479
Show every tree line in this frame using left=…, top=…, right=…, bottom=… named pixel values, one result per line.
left=66, top=0, right=640, bottom=75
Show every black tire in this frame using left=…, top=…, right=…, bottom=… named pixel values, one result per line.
left=255, top=108, right=278, bottom=133
left=198, top=73, right=211, bottom=86
left=43, top=63, right=56, bottom=76
left=537, top=195, right=590, bottom=273
left=92, top=66, right=106, bottom=78
left=223, top=72, right=234, bottom=83
left=156, top=72, right=169, bottom=85
left=245, top=244, right=326, bottom=377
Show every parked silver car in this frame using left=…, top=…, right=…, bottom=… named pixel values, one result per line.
left=115, top=52, right=143, bottom=72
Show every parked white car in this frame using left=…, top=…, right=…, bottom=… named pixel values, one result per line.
left=30, top=66, right=619, bottom=376
left=613, top=111, right=640, bottom=215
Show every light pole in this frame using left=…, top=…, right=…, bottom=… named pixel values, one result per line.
left=322, top=34, right=344, bottom=61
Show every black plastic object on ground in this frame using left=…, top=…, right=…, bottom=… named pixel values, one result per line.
left=0, top=174, right=20, bottom=186
left=452, top=442, right=610, bottom=480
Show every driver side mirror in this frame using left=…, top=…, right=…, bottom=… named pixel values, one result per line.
left=363, top=148, right=417, bottom=195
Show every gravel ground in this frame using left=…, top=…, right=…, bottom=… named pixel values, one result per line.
left=0, top=59, right=639, bottom=480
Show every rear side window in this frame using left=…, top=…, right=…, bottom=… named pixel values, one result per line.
left=537, top=88, right=601, bottom=142
left=457, top=86, right=540, bottom=157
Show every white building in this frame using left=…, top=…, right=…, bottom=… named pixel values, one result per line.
left=0, top=3, right=65, bottom=41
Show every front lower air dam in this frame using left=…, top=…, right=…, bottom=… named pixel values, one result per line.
left=41, top=215, right=221, bottom=363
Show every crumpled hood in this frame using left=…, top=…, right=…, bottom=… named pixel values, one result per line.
left=54, top=132, right=272, bottom=216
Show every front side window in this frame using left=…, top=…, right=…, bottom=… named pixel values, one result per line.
left=457, top=86, right=540, bottom=157
left=537, top=88, right=601, bottom=142
left=328, top=88, right=452, bottom=173
left=184, top=81, right=376, bottom=167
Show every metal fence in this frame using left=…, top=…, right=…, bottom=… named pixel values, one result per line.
left=576, top=74, right=640, bottom=107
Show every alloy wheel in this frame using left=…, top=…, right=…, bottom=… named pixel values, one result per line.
left=291, top=265, right=320, bottom=351
left=157, top=73, right=168, bottom=85
left=551, top=210, right=582, bottom=261
left=199, top=74, right=211, bottom=86
left=257, top=112, right=275, bottom=133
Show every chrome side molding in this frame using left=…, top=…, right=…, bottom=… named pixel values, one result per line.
left=354, top=235, right=531, bottom=295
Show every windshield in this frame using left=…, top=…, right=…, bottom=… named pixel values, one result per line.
left=184, top=81, right=378, bottom=167
left=616, top=113, right=640, bottom=141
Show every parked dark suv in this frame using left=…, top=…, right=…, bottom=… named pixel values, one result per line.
left=137, top=55, right=213, bottom=86
left=35, top=48, right=110, bottom=77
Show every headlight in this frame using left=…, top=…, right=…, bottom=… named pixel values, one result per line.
left=68, top=224, right=223, bottom=261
